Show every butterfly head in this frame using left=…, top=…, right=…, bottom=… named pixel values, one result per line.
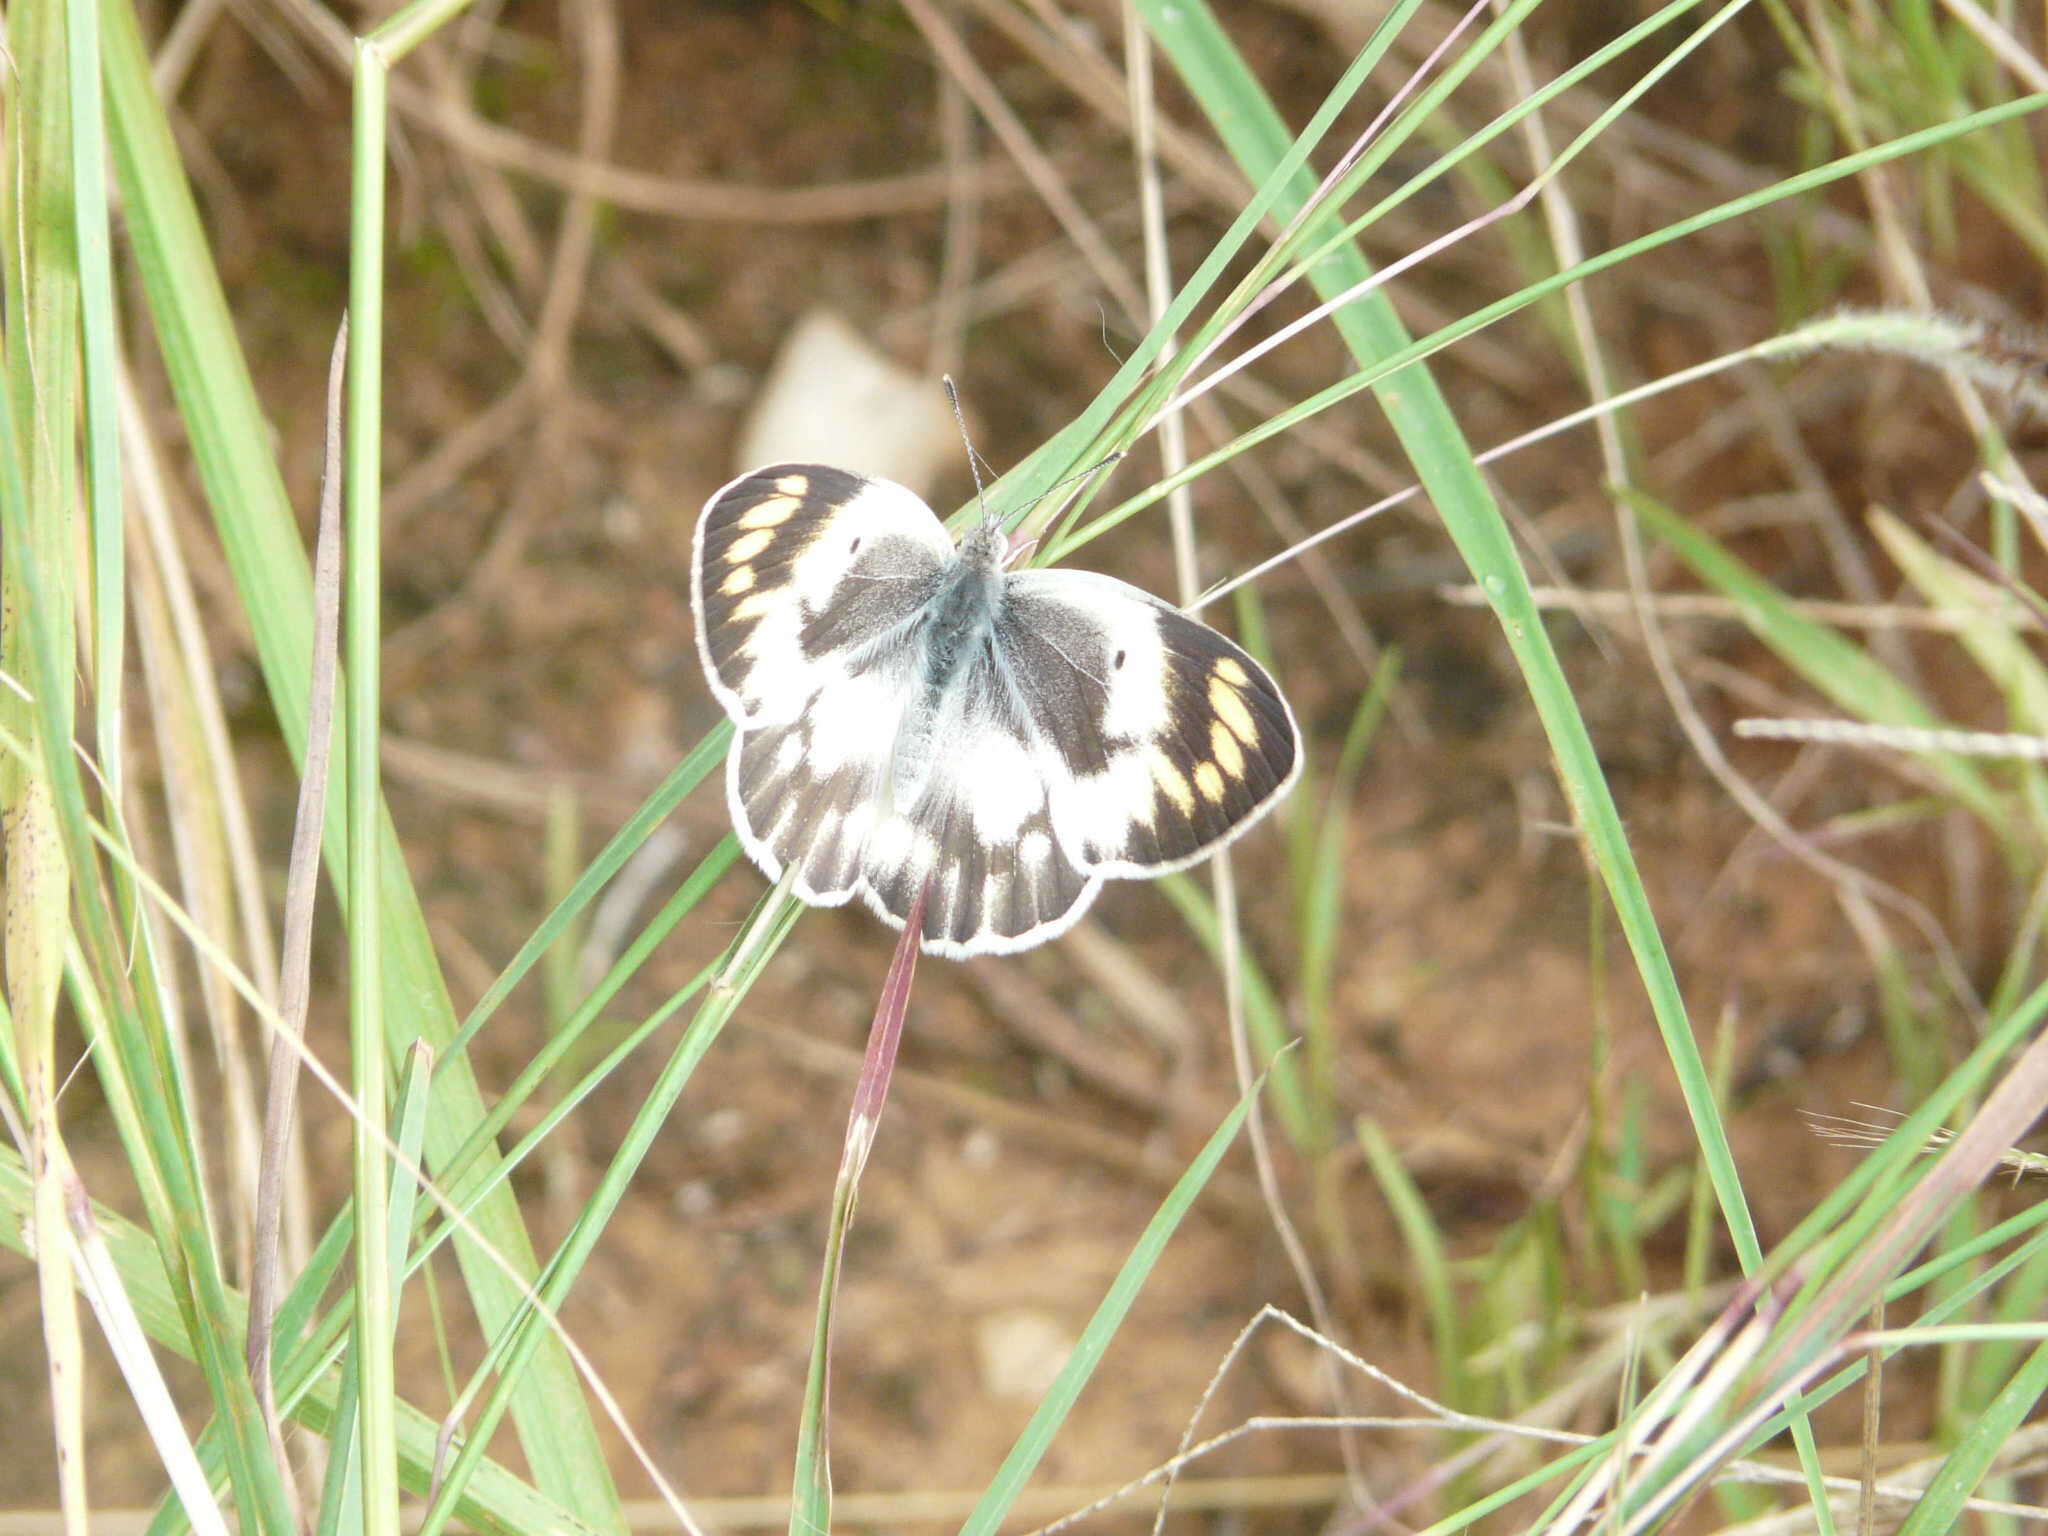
left=958, top=514, right=1012, bottom=575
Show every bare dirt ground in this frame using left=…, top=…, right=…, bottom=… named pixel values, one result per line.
left=6, top=0, right=2032, bottom=1528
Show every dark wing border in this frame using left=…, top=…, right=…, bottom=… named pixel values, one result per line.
left=999, top=569, right=1303, bottom=879
left=691, top=462, right=952, bottom=726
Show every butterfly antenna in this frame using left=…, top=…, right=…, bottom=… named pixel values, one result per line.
left=942, top=375, right=999, bottom=526
left=1046, top=449, right=1124, bottom=496
left=943, top=375, right=1125, bottom=532
left=1011, top=448, right=1127, bottom=525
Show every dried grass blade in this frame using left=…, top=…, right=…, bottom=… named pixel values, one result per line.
left=248, top=315, right=348, bottom=1440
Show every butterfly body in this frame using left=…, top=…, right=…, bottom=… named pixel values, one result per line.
left=893, top=521, right=1007, bottom=806
left=693, top=463, right=1302, bottom=957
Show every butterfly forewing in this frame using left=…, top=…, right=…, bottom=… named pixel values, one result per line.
left=999, top=571, right=1302, bottom=877
left=692, top=463, right=953, bottom=726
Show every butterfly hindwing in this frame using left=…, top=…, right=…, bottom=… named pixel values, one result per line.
left=692, top=463, right=953, bottom=727
left=856, top=665, right=1101, bottom=955
left=727, top=664, right=906, bottom=902
left=998, top=570, right=1302, bottom=877
left=730, top=641, right=1100, bottom=956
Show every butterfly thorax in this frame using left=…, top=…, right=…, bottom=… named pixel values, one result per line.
left=888, top=519, right=1008, bottom=808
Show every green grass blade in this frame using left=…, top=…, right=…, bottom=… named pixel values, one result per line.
left=413, top=837, right=738, bottom=1236
left=6, top=12, right=292, bottom=1524
left=1138, top=0, right=1759, bottom=1273
left=313, top=1043, right=432, bottom=1536
left=66, top=0, right=126, bottom=805
left=97, top=5, right=626, bottom=1523
left=5, top=0, right=79, bottom=772
left=413, top=901, right=799, bottom=1536
left=62, top=948, right=292, bottom=1536
left=1049, top=99, right=2048, bottom=576
left=1359, top=1117, right=1470, bottom=1409
left=344, top=42, right=399, bottom=1536
left=2, top=18, right=89, bottom=1531
left=957, top=1077, right=1263, bottom=1536
left=0, top=1142, right=608, bottom=1536
left=985, top=4, right=1410, bottom=523
left=1871, top=509, right=2048, bottom=733
left=1770, top=979, right=2048, bottom=1308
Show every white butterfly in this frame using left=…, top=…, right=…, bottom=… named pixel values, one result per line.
left=692, top=464, right=1302, bottom=958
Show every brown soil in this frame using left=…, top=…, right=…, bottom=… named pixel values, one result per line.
left=5, top=0, right=2039, bottom=1530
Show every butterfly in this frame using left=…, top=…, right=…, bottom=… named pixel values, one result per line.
left=691, top=463, right=1302, bottom=958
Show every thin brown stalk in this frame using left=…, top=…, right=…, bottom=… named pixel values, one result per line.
left=899, top=0, right=1145, bottom=322
left=982, top=0, right=1246, bottom=207
left=1758, top=1028, right=2048, bottom=1388
left=1857, top=1297, right=1882, bottom=1536
left=234, top=0, right=1041, bottom=224
left=799, top=884, right=929, bottom=1516
left=246, top=317, right=348, bottom=1441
